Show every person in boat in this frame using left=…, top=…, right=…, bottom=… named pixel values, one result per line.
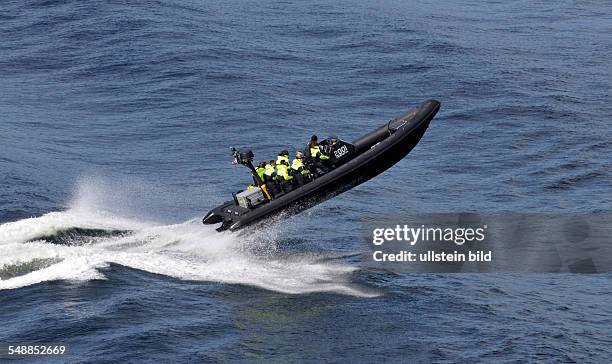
left=305, top=135, right=317, bottom=157
left=291, top=151, right=312, bottom=186
left=326, top=137, right=340, bottom=167
left=277, top=150, right=290, bottom=165
left=264, top=159, right=280, bottom=196
left=264, top=160, right=276, bottom=181
left=329, top=137, right=338, bottom=148
left=307, top=135, right=330, bottom=175
left=276, top=159, right=294, bottom=192
left=254, top=161, right=266, bottom=186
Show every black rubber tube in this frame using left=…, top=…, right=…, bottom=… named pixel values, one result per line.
left=351, top=124, right=392, bottom=154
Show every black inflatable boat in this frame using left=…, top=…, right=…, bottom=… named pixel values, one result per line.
left=203, top=99, right=441, bottom=231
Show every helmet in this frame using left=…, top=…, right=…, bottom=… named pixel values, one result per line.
left=279, top=149, right=289, bottom=156
left=295, top=151, right=304, bottom=159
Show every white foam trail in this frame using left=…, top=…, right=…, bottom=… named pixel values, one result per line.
left=0, top=241, right=107, bottom=289
left=0, top=211, right=148, bottom=246
left=0, top=211, right=374, bottom=296
left=0, top=177, right=376, bottom=296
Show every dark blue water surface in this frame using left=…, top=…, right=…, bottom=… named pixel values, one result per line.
left=1, top=0, right=611, bottom=362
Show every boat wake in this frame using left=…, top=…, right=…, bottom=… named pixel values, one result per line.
left=0, top=180, right=375, bottom=297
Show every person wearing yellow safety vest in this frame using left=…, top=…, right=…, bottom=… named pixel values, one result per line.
left=244, top=161, right=267, bottom=192
left=277, top=150, right=290, bottom=165
left=308, top=135, right=329, bottom=161
left=264, top=160, right=277, bottom=181
left=254, top=161, right=266, bottom=186
left=276, top=159, right=294, bottom=192
left=291, top=151, right=311, bottom=186
left=307, top=135, right=330, bottom=176
left=263, top=159, right=279, bottom=197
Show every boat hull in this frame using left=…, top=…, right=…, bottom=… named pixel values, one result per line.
left=203, top=99, right=441, bottom=231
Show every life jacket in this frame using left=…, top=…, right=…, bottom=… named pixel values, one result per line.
left=276, top=164, right=293, bottom=180
left=291, top=158, right=310, bottom=175
left=264, top=164, right=276, bottom=180
left=277, top=155, right=290, bottom=164
left=255, top=167, right=266, bottom=181
left=310, top=145, right=329, bottom=160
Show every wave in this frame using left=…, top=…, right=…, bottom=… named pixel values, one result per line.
left=0, top=180, right=375, bottom=297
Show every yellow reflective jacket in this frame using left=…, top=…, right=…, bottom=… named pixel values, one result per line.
left=277, top=155, right=290, bottom=164
left=276, top=164, right=293, bottom=180
left=256, top=167, right=266, bottom=181
left=310, top=145, right=329, bottom=160
left=291, top=159, right=310, bottom=175
left=264, top=164, right=276, bottom=180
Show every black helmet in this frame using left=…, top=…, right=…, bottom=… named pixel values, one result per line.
left=279, top=149, right=289, bottom=156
